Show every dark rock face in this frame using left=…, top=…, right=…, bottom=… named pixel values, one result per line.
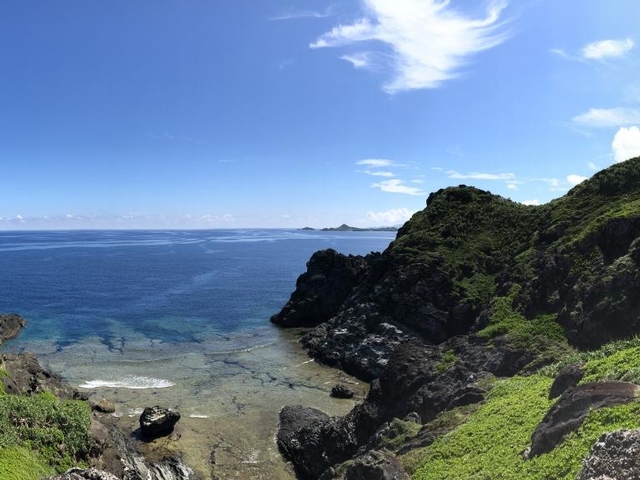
left=0, top=313, right=26, bottom=345
left=549, top=364, right=584, bottom=399
left=270, top=249, right=369, bottom=328
left=0, top=352, right=84, bottom=400
left=139, top=406, right=181, bottom=439
left=331, top=384, right=355, bottom=399
left=320, top=450, right=410, bottom=480
left=46, top=468, right=119, bottom=480
left=578, top=429, right=640, bottom=480
left=528, top=381, right=640, bottom=458
left=277, top=337, right=529, bottom=478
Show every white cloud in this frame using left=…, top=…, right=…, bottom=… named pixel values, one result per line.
left=371, top=179, right=425, bottom=196
left=612, top=126, right=640, bottom=162
left=447, top=170, right=516, bottom=181
left=581, top=38, right=634, bottom=60
left=359, top=169, right=395, bottom=177
left=567, top=174, right=588, bottom=186
left=341, top=52, right=372, bottom=69
left=522, top=199, right=540, bottom=206
left=270, top=6, right=334, bottom=21
left=587, top=161, right=598, bottom=171
left=311, top=0, right=510, bottom=93
left=367, top=207, right=416, bottom=224
left=572, top=108, right=640, bottom=128
left=357, top=158, right=397, bottom=168
left=506, top=183, right=518, bottom=190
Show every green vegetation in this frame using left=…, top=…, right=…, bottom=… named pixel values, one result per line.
left=0, top=391, right=92, bottom=474
left=0, top=447, right=53, bottom=480
left=436, top=349, right=461, bottom=375
left=376, top=418, right=422, bottom=452
left=404, top=375, right=640, bottom=480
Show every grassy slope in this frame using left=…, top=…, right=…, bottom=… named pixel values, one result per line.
left=0, top=369, right=93, bottom=477
left=403, top=340, right=640, bottom=479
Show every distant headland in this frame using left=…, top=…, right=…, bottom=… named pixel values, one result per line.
left=300, top=223, right=398, bottom=232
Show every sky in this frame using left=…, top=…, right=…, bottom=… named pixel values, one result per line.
left=1, top=0, right=639, bottom=230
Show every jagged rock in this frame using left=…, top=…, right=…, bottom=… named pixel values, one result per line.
left=0, top=352, right=84, bottom=400
left=0, top=313, right=26, bottom=345
left=549, top=364, right=584, bottom=399
left=92, top=398, right=116, bottom=413
left=528, top=381, right=640, bottom=458
left=270, top=249, right=369, bottom=328
left=578, top=429, right=640, bottom=480
left=331, top=384, right=355, bottom=399
left=319, top=450, right=410, bottom=480
left=139, top=406, right=181, bottom=439
left=46, top=468, right=119, bottom=480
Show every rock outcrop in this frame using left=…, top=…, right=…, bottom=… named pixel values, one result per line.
left=46, top=468, right=119, bottom=480
left=270, top=249, right=370, bottom=328
left=319, top=450, right=410, bottom=480
left=579, top=429, right=640, bottom=480
left=528, top=381, right=640, bottom=458
left=0, top=313, right=26, bottom=345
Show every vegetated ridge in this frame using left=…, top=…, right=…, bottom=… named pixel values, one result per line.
left=272, top=156, right=640, bottom=479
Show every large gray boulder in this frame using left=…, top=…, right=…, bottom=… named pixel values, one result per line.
left=579, top=429, right=640, bottom=480
left=139, top=406, right=181, bottom=439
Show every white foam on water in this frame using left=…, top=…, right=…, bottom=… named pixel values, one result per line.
left=189, top=414, right=210, bottom=419
left=78, top=375, right=175, bottom=390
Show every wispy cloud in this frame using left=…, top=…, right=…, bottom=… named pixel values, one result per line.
left=447, top=170, right=516, bottom=181
left=572, top=108, right=640, bottom=128
left=358, top=169, right=395, bottom=177
left=270, top=6, right=335, bottom=21
left=612, top=126, right=640, bottom=162
left=357, top=158, right=399, bottom=168
left=366, top=207, right=416, bottom=224
left=148, top=132, right=204, bottom=145
left=371, top=179, right=426, bottom=196
left=340, top=52, right=372, bottom=69
left=310, top=0, right=510, bottom=93
left=582, top=38, right=634, bottom=60
left=522, top=199, right=540, bottom=206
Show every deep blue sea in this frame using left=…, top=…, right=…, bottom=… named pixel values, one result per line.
left=0, top=229, right=395, bottom=477
left=0, top=229, right=393, bottom=353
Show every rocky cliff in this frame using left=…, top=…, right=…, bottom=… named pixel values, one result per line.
left=273, top=157, right=640, bottom=479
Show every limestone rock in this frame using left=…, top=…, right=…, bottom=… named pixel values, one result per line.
left=579, top=429, right=640, bottom=480
left=92, top=398, right=116, bottom=414
left=139, top=406, right=181, bottom=439
left=320, top=450, right=410, bottom=480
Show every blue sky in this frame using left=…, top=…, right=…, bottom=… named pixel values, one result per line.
left=1, top=0, right=639, bottom=229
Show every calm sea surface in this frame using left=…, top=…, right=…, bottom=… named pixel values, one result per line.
left=0, top=229, right=395, bottom=478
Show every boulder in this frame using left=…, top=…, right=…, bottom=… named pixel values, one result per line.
left=579, top=429, right=640, bottom=480
left=139, top=406, right=181, bottom=439
left=528, top=381, right=640, bottom=458
left=92, top=398, right=116, bottom=414
left=549, top=364, right=584, bottom=399
left=331, top=384, right=355, bottom=399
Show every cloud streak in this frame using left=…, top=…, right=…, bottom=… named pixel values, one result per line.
left=572, top=108, right=640, bottom=128
left=371, top=179, right=426, bottom=196
left=311, top=0, right=510, bottom=93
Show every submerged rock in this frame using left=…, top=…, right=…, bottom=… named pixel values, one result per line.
left=528, top=381, right=640, bottom=458
left=579, top=429, right=640, bottom=480
left=331, top=384, right=355, bottom=399
left=139, top=406, right=181, bottom=439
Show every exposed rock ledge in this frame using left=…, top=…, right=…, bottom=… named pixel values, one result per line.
left=0, top=313, right=27, bottom=346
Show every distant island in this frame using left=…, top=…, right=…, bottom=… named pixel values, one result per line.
left=301, top=223, right=398, bottom=232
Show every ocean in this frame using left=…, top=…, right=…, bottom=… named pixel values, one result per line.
left=0, top=229, right=395, bottom=478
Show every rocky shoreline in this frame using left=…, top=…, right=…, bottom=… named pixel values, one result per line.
left=0, top=314, right=194, bottom=480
